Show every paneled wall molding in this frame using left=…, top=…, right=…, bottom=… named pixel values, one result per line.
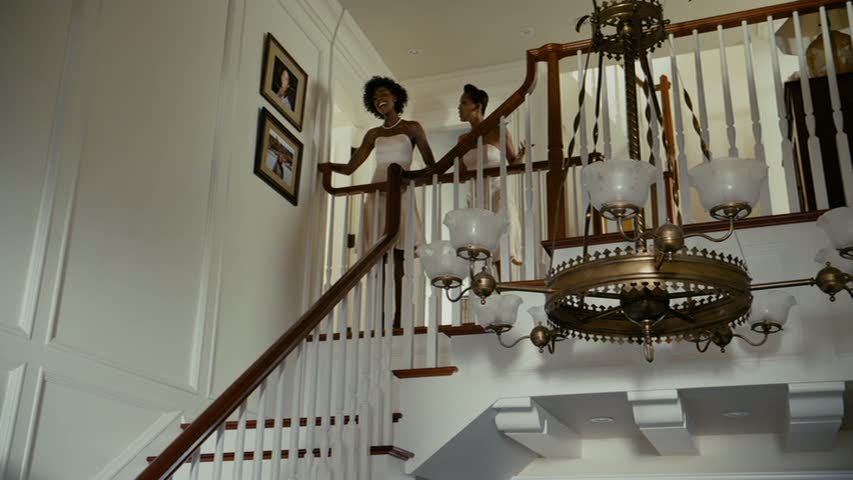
left=627, top=389, right=698, bottom=456
left=786, top=381, right=846, bottom=451
left=0, top=362, right=26, bottom=480
left=492, top=397, right=581, bottom=458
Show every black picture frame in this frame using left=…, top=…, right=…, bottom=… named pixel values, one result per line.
left=254, top=107, right=303, bottom=206
left=260, top=33, right=308, bottom=131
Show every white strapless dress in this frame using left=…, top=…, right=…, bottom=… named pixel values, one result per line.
left=461, top=143, right=523, bottom=268
left=364, top=133, right=424, bottom=249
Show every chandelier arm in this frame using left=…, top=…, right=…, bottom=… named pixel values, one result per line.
left=617, top=216, right=643, bottom=242
left=579, top=306, right=622, bottom=324
left=695, top=338, right=713, bottom=353
left=683, top=216, right=735, bottom=243
left=732, top=331, right=770, bottom=347
left=445, top=286, right=473, bottom=303
left=666, top=307, right=697, bottom=324
left=496, top=333, right=531, bottom=349
left=749, top=278, right=816, bottom=291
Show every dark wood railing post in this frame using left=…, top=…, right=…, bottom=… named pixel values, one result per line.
left=546, top=50, right=567, bottom=241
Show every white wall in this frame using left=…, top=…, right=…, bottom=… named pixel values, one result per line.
left=0, top=0, right=390, bottom=478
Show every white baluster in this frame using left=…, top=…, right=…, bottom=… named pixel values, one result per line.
left=427, top=175, right=440, bottom=367
left=189, top=447, right=201, bottom=480
left=742, top=20, right=773, bottom=214
left=524, top=94, right=536, bottom=280
left=344, top=257, right=363, bottom=480
left=252, top=379, right=267, bottom=480
left=793, top=11, right=830, bottom=209
left=451, top=159, right=461, bottom=326
left=403, top=184, right=416, bottom=368
left=693, top=29, right=711, bottom=148
left=499, top=116, right=511, bottom=281
left=233, top=401, right=248, bottom=480
left=820, top=6, right=853, bottom=206
left=476, top=136, right=485, bottom=209
left=383, top=258, right=395, bottom=444
left=270, top=362, right=286, bottom=479
left=415, top=187, right=426, bottom=330
left=668, top=34, right=693, bottom=224
left=717, top=25, right=739, bottom=159
left=285, top=344, right=304, bottom=479
left=601, top=65, right=617, bottom=231
left=768, top=16, right=801, bottom=214
left=212, top=422, right=225, bottom=480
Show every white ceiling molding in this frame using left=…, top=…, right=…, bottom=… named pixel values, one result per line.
left=786, top=381, right=846, bottom=452
left=492, top=397, right=581, bottom=458
left=512, top=472, right=853, bottom=480
left=627, top=389, right=698, bottom=456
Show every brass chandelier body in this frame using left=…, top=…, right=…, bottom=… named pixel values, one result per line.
left=543, top=1, right=764, bottom=360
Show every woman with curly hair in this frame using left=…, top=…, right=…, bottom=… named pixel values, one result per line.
left=326, top=76, right=434, bottom=325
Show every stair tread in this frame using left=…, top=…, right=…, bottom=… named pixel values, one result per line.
left=146, top=445, right=414, bottom=463
left=392, top=366, right=458, bottom=379
left=179, top=413, right=403, bottom=430
left=307, top=324, right=486, bottom=342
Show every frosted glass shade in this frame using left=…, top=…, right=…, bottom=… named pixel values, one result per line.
left=815, top=248, right=853, bottom=275
left=751, top=292, right=797, bottom=327
left=581, top=159, right=657, bottom=213
left=420, top=240, right=469, bottom=283
left=816, top=207, right=853, bottom=251
left=688, top=158, right=767, bottom=212
left=527, top=306, right=548, bottom=326
left=473, top=294, right=523, bottom=327
left=443, top=208, right=508, bottom=254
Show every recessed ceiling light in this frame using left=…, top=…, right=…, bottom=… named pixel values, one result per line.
left=520, top=26, right=535, bottom=37
left=407, top=48, right=423, bottom=56
left=721, top=411, right=751, bottom=418
left=588, top=416, right=614, bottom=423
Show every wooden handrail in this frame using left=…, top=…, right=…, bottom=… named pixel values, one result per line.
left=138, top=164, right=403, bottom=480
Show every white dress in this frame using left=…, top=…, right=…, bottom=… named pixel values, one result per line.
left=364, top=133, right=424, bottom=249
left=461, top=144, right=523, bottom=266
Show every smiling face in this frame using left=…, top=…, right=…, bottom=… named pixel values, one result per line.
left=280, top=69, right=291, bottom=91
left=458, top=92, right=480, bottom=122
left=373, top=87, right=397, bottom=117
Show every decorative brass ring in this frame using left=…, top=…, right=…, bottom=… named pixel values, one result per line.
left=750, top=321, right=782, bottom=335
left=431, top=275, right=463, bottom=290
left=709, top=202, right=751, bottom=221
left=600, top=202, right=641, bottom=221
left=457, top=245, right=491, bottom=261
left=545, top=247, right=752, bottom=343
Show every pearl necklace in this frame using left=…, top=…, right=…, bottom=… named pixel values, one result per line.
left=382, top=117, right=402, bottom=129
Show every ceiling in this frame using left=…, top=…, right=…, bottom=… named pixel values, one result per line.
left=339, top=0, right=790, bottom=80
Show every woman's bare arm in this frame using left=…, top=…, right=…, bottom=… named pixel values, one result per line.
left=329, top=128, right=377, bottom=175
left=410, top=121, right=436, bottom=168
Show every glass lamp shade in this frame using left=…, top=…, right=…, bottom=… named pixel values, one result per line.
left=815, top=247, right=853, bottom=275
left=751, top=291, right=797, bottom=327
left=420, top=240, right=469, bottom=284
left=527, top=305, right=548, bottom=326
left=816, top=207, right=853, bottom=252
left=443, top=208, right=508, bottom=255
left=581, top=159, right=658, bottom=214
left=688, top=158, right=767, bottom=214
left=473, top=294, right=523, bottom=328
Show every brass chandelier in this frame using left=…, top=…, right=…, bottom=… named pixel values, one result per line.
left=420, top=0, right=853, bottom=362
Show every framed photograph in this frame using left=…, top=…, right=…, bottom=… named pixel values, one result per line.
left=255, top=107, right=303, bottom=206
left=260, top=33, right=308, bottom=131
